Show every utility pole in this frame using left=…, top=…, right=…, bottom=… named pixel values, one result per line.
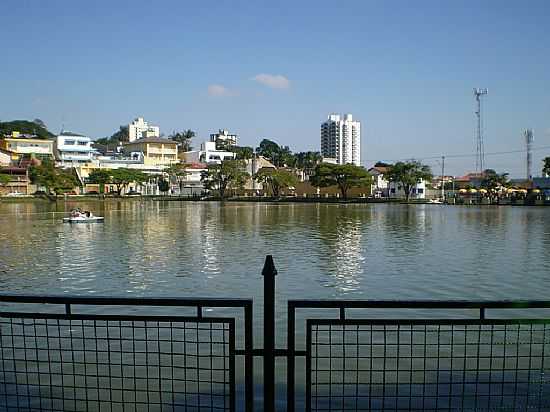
left=474, top=88, right=488, bottom=174
left=524, top=129, right=534, bottom=180
left=441, top=155, right=445, bottom=202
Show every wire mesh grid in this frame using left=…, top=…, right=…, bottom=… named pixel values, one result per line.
left=307, top=320, right=550, bottom=411
left=0, top=315, right=235, bottom=411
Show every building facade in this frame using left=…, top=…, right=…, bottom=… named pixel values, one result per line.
left=0, top=132, right=54, bottom=161
left=123, top=137, right=178, bottom=167
left=320, top=114, right=361, bottom=166
left=128, top=117, right=160, bottom=142
left=210, top=129, right=238, bottom=150
left=55, top=132, right=95, bottom=166
left=183, top=141, right=235, bottom=164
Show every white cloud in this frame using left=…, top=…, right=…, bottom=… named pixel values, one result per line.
left=251, top=74, right=290, bottom=90
left=207, top=84, right=235, bottom=97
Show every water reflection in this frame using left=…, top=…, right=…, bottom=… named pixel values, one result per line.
left=1, top=201, right=550, bottom=302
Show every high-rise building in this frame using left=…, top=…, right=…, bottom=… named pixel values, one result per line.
left=128, top=117, right=160, bottom=142
left=320, top=114, right=361, bottom=166
left=210, top=129, right=238, bottom=150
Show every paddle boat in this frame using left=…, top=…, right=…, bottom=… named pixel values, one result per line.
left=63, top=209, right=104, bottom=223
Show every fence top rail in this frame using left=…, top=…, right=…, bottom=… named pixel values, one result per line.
left=0, top=294, right=253, bottom=308
left=288, top=299, right=550, bottom=309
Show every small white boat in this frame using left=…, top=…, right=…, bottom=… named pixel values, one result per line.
left=429, top=198, right=444, bottom=204
left=63, top=209, right=104, bottom=223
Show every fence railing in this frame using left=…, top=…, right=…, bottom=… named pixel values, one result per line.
left=2, top=257, right=550, bottom=411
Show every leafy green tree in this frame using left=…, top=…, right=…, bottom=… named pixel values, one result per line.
left=0, top=173, right=11, bottom=191
left=310, top=163, right=371, bottom=199
left=29, top=160, right=80, bottom=195
left=87, top=169, right=112, bottom=193
left=94, top=126, right=129, bottom=146
left=385, top=161, right=433, bottom=202
left=255, top=139, right=293, bottom=167
left=170, top=129, right=194, bottom=152
left=234, top=146, right=254, bottom=160
left=110, top=169, right=148, bottom=195
left=481, top=169, right=509, bottom=191
left=0, top=120, right=55, bottom=139
left=158, top=177, right=170, bottom=193
left=254, top=168, right=298, bottom=198
left=295, top=151, right=322, bottom=175
left=543, top=157, right=550, bottom=177
left=201, top=160, right=249, bottom=200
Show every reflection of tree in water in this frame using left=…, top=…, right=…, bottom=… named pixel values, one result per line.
left=317, top=206, right=367, bottom=293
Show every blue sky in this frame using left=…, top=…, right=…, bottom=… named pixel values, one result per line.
left=1, top=0, right=549, bottom=176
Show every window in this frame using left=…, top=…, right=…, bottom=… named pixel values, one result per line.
left=78, top=141, right=88, bottom=146
left=417, top=188, right=424, bottom=194
left=65, top=140, right=75, bottom=145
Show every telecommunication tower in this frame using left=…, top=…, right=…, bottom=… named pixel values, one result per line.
left=524, top=129, right=534, bottom=180
left=474, top=88, right=488, bottom=173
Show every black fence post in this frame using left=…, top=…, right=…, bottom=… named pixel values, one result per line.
left=263, top=255, right=277, bottom=412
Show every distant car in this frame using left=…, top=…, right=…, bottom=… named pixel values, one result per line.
left=126, top=190, right=142, bottom=196
left=6, top=192, right=24, bottom=197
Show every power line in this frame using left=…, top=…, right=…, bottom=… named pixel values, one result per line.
left=365, top=145, right=550, bottom=163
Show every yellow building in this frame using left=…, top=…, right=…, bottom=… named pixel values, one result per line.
left=122, top=137, right=178, bottom=167
left=0, top=132, right=54, bottom=161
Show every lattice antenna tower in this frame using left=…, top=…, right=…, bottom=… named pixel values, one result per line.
left=524, top=129, right=534, bottom=180
left=474, top=88, right=488, bottom=173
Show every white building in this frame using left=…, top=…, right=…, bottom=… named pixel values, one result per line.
left=368, top=164, right=427, bottom=199
left=128, top=117, right=160, bottom=142
left=210, top=129, right=238, bottom=150
left=321, top=113, right=361, bottom=166
left=55, top=132, right=95, bottom=166
left=183, top=141, right=235, bottom=164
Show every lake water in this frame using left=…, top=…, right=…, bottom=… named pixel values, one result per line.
left=1, top=200, right=549, bottom=301
left=1, top=200, right=550, bottom=409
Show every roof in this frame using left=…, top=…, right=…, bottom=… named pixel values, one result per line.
left=185, top=162, right=207, bottom=170
left=59, top=131, right=86, bottom=137
left=124, top=137, right=177, bottom=145
left=368, top=166, right=390, bottom=174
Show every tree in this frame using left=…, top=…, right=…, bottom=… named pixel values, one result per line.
left=295, top=151, right=322, bottom=175
left=256, top=139, right=293, bottom=167
left=543, top=157, right=550, bottom=177
left=201, top=160, right=249, bottom=200
left=0, top=120, right=55, bottom=139
left=254, top=168, right=298, bottom=198
left=385, top=161, right=433, bottom=202
left=33, top=119, right=46, bottom=129
left=29, top=160, right=80, bottom=195
left=108, top=169, right=148, bottom=195
left=94, top=126, right=129, bottom=146
left=310, top=163, right=371, bottom=199
left=481, top=169, right=509, bottom=192
left=234, top=146, right=254, bottom=160
left=87, top=169, right=112, bottom=193
left=170, top=129, right=194, bottom=152
left=0, top=173, right=11, bottom=191
left=158, top=177, right=170, bottom=193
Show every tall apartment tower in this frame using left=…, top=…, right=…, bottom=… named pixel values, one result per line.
left=210, top=129, right=238, bottom=150
left=320, top=114, right=361, bottom=166
left=128, top=117, right=160, bottom=142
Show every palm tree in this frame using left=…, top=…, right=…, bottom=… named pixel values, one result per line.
left=170, top=129, right=195, bottom=152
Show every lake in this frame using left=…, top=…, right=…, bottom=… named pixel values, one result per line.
left=1, top=200, right=549, bottom=301
left=2, top=200, right=550, bottom=409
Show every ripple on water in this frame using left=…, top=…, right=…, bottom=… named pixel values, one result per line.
left=0, top=202, right=549, bottom=302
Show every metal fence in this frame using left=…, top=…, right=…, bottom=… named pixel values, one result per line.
left=2, top=257, right=550, bottom=411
